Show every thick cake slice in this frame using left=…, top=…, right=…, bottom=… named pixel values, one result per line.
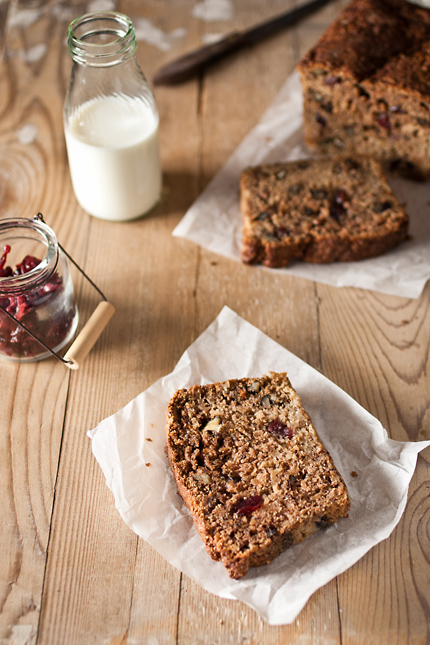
left=165, top=372, right=350, bottom=579
left=240, top=155, right=408, bottom=268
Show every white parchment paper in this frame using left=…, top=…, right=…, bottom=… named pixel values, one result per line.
left=88, top=306, right=430, bottom=625
left=173, top=71, right=430, bottom=299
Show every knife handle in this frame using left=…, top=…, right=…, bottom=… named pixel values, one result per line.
left=152, top=0, right=331, bottom=86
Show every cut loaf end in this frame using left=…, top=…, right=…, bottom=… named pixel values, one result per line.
left=297, top=0, right=430, bottom=180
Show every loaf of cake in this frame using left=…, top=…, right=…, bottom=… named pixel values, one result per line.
left=298, top=0, right=430, bottom=179
left=165, top=372, right=350, bottom=579
left=240, top=155, right=408, bottom=267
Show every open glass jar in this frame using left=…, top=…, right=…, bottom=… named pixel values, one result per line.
left=0, top=217, right=79, bottom=362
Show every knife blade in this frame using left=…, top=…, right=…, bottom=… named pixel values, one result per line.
left=152, top=0, right=331, bottom=86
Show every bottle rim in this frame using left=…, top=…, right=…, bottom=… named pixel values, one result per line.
left=0, top=217, right=59, bottom=295
left=68, top=11, right=137, bottom=67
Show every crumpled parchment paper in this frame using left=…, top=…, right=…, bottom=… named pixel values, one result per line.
left=173, top=71, right=430, bottom=299
left=88, top=306, right=430, bottom=625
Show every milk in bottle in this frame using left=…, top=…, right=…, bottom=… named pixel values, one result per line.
left=64, top=12, right=162, bottom=222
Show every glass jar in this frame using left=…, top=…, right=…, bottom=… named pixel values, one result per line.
left=64, top=11, right=162, bottom=222
left=0, top=218, right=79, bottom=362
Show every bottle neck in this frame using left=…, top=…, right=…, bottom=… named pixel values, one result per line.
left=68, top=11, right=137, bottom=67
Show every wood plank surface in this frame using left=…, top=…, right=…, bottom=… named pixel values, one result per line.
left=0, top=0, right=429, bottom=643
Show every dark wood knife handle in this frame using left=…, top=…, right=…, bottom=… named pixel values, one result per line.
left=152, top=0, right=331, bottom=86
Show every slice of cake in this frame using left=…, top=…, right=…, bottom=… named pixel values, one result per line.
left=165, top=372, right=350, bottom=579
left=297, top=0, right=430, bottom=179
left=240, top=155, right=408, bottom=268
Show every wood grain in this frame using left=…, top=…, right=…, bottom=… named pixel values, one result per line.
left=1, top=0, right=429, bottom=643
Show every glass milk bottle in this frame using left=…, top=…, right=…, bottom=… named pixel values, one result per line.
left=64, top=12, right=162, bottom=222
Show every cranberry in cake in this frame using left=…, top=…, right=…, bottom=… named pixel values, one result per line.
left=165, top=372, right=350, bottom=579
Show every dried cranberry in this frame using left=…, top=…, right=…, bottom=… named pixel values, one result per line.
left=267, top=419, right=294, bottom=439
left=0, top=245, right=75, bottom=360
left=329, top=204, right=342, bottom=221
left=234, top=495, right=263, bottom=515
left=334, top=189, right=349, bottom=206
left=0, top=244, right=10, bottom=266
left=376, top=113, right=392, bottom=133
left=390, top=105, right=407, bottom=114
left=14, top=295, right=30, bottom=320
left=0, top=245, right=11, bottom=276
left=275, top=227, right=290, bottom=239
left=315, top=113, right=326, bottom=128
left=324, top=75, right=342, bottom=86
left=14, top=255, right=41, bottom=275
left=329, top=189, right=349, bottom=221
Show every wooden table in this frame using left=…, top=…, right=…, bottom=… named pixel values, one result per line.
left=1, top=1, right=429, bottom=642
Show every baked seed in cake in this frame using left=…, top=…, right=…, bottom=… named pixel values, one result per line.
left=165, top=372, right=350, bottom=579
left=240, top=155, right=408, bottom=268
left=298, top=0, right=430, bottom=179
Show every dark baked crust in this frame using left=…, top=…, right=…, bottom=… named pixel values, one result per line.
left=165, top=372, right=350, bottom=579
left=240, top=156, right=409, bottom=268
left=297, top=0, right=430, bottom=179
